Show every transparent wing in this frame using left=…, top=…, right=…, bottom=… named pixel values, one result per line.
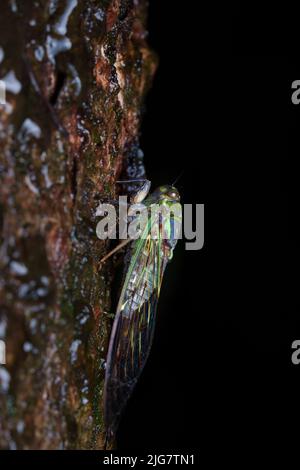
left=104, top=220, right=169, bottom=438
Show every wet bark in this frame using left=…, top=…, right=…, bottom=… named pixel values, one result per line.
left=0, top=0, right=156, bottom=449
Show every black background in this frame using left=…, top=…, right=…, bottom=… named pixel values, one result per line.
left=116, top=0, right=300, bottom=453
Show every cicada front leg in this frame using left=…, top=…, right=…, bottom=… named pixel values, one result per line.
left=98, top=179, right=151, bottom=268
left=98, top=238, right=132, bottom=267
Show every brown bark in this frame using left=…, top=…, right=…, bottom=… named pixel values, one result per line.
left=0, top=0, right=156, bottom=449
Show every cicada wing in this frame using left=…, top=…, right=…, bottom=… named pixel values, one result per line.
left=104, top=231, right=169, bottom=438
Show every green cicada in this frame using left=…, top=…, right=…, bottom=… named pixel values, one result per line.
left=102, top=180, right=182, bottom=443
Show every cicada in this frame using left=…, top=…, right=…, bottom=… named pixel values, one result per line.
left=102, top=180, right=182, bottom=444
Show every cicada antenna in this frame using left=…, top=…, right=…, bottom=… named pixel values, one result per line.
left=116, top=179, right=148, bottom=183
left=172, top=170, right=184, bottom=186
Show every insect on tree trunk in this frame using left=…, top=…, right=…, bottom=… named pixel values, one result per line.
left=0, top=0, right=156, bottom=449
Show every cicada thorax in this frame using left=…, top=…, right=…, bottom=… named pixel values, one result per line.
left=147, top=197, right=182, bottom=251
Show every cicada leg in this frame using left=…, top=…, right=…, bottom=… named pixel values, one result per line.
left=98, top=238, right=132, bottom=267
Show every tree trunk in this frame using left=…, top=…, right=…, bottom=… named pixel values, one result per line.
left=0, top=0, right=156, bottom=449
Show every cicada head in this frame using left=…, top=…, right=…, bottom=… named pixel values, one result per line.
left=151, top=185, right=181, bottom=203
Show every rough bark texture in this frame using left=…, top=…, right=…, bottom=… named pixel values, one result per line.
left=0, top=0, right=156, bottom=449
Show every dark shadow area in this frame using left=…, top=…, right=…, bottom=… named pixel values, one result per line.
left=117, top=0, right=299, bottom=452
